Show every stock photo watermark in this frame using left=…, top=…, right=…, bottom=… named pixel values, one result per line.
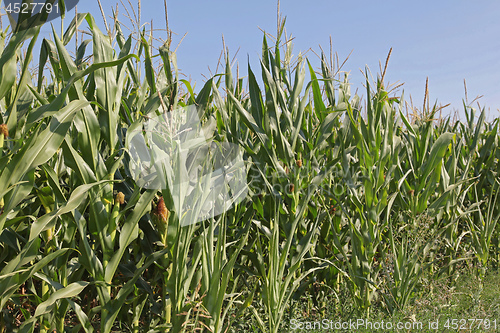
left=2, top=0, right=79, bottom=32
left=289, top=318, right=498, bottom=331
left=127, top=105, right=248, bottom=227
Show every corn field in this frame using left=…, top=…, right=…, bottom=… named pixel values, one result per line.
left=0, top=2, right=499, bottom=332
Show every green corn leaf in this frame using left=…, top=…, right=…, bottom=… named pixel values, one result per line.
left=61, top=137, right=97, bottom=184
left=63, top=13, right=89, bottom=46
left=104, top=189, right=157, bottom=285
left=0, top=246, right=70, bottom=311
left=141, top=36, right=157, bottom=95
left=102, top=248, right=169, bottom=333
left=307, top=59, right=326, bottom=118
left=5, top=28, right=40, bottom=135
left=34, top=281, right=89, bottom=317
left=0, top=100, right=90, bottom=231
left=18, top=281, right=90, bottom=332
left=75, top=209, right=105, bottom=281
left=29, top=180, right=114, bottom=241
left=0, top=27, right=39, bottom=102
left=417, top=132, right=454, bottom=193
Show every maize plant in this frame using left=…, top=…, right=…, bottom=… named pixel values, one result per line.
left=0, top=2, right=499, bottom=332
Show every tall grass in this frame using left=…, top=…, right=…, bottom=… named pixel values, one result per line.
left=0, top=1, right=499, bottom=332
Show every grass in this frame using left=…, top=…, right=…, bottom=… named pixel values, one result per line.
left=0, top=1, right=499, bottom=332
left=280, top=269, right=500, bottom=332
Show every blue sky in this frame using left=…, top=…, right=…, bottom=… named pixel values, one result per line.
left=8, top=0, right=500, bottom=118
